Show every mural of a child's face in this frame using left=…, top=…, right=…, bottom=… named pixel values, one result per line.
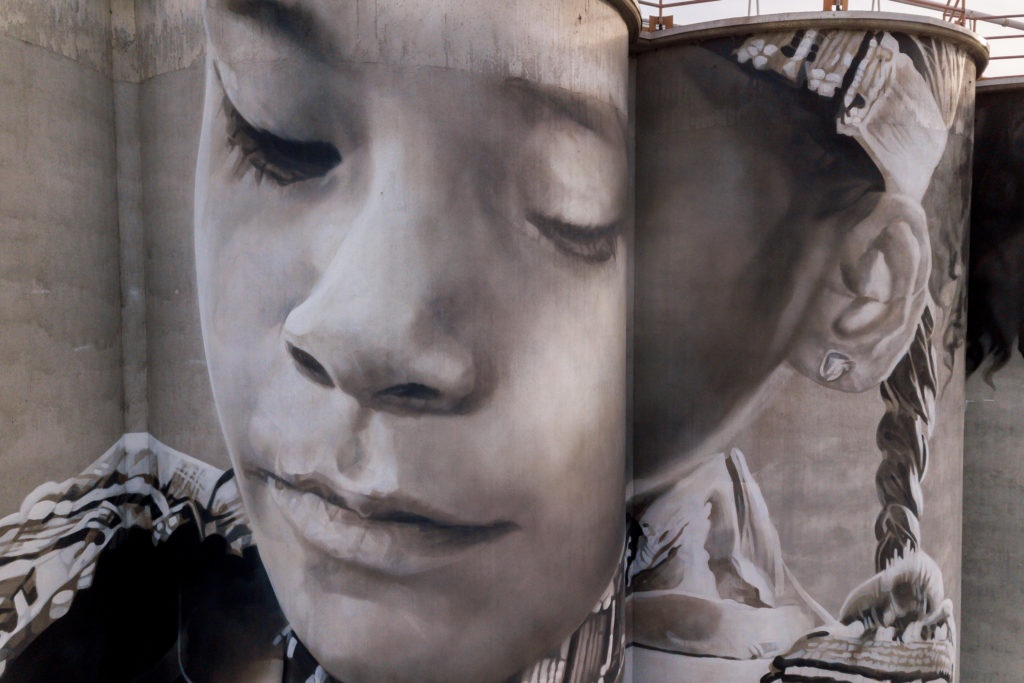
left=194, top=1, right=628, bottom=682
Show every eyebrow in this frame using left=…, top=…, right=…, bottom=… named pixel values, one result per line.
left=213, top=0, right=335, bottom=59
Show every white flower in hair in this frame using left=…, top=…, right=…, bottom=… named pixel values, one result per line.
left=837, top=33, right=947, bottom=200
left=735, top=30, right=952, bottom=201
left=808, top=31, right=864, bottom=97
left=737, top=30, right=826, bottom=81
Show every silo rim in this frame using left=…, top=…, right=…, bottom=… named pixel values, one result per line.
left=976, top=75, right=1024, bottom=92
left=632, top=11, right=989, bottom=74
left=606, top=0, right=643, bottom=42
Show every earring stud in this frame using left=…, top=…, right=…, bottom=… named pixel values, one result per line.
left=819, top=350, right=855, bottom=382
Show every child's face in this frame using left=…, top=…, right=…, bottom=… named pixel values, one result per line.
left=194, top=1, right=628, bottom=681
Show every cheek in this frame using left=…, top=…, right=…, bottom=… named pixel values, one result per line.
left=195, top=187, right=328, bottom=457
left=471, top=265, right=627, bottom=519
left=401, top=283, right=627, bottom=636
left=359, top=245, right=629, bottom=525
left=194, top=101, right=364, bottom=328
left=196, top=92, right=628, bottom=511
left=636, top=126, right=811, bottom=367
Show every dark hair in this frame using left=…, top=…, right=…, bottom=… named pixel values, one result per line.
left=867, top=35, right=970, bottom=588
left=874, top=309, right=937, bottom=570
left=965, top=89, right=1024, bottom=379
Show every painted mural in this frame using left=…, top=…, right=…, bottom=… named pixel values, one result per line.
left=0, top=0, right=633, bottom=682
left=632, top=28, right=974, bottom=683
left=192, top=0, right=631, bottom=681
left=0, top=3, right=987, bottom=683
left=966, top=85, right=1024, bottom=377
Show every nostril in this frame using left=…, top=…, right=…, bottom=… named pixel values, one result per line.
left=375, top=383, right=442, bottom=402
left=287, top=342, right=335, bottom=388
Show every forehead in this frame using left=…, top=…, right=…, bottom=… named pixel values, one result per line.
left=205, top=0, right=629, bottom=111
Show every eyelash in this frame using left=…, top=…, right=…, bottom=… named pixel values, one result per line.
left=222, top=96, right=341, bottom=186
left=219, top=94, right=617, bottom=261
left=526, top=212, right=619, bottom=263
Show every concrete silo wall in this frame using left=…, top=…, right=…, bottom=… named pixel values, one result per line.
left=0, top=1, right=123, bottom=507
left=0, top=0, right=229, bottom=513
left=630, top=17, right=980, bottom=681
left=962, top=358, right=1024, bottom=683
left=132, top=0, right=230, bottom=468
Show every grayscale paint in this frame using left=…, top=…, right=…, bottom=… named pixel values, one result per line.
left=632, top=18, right=980, bottom=682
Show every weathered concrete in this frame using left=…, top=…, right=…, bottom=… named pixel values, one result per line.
left=114, top=79, right=148, bottom=434
left=139, top=64, right=228, bottom=468
left=0, top=0, right=222, bottom=511
left=112, top=0, right=225, bottom=464
left=0, top=32, right=123, bottom=509
left=0, top=0, right=113, bottom=75
left=110, top=0, right=204, bottom=83
left=961, top=357, right=1024, bottom=682
left=958, top=78, right=1024, bottom=683
left=134, top=0, right=205, bottom=81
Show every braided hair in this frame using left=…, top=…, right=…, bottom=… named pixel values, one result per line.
left=870, top=39, right=973, bottom=597
left=873, top=309, right=937, bottom=572
left=867, top=36, right=971, bottom=582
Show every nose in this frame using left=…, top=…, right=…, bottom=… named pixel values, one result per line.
left=281, top=167, right=481, bottom=416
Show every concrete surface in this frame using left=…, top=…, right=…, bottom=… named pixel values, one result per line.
left=139, top=63, right=228, bottom=469
left=0, top=3, right=1021, bottom=680
left=0, top=0, right=113, bottom=76
left=0, top=31, right=123, bottom=508
left=961, top=355, right=1024, bottom=682
left=113, top=77, right=147, bottom=434
left=0, top=0, right=226, bottom=513
left=741, top=358, right=965, bottom=621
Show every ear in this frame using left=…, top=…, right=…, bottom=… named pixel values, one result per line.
left=788, top=192, right=930, bottom=392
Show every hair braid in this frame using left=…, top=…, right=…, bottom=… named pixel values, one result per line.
left=873, top=308, right=937, bottom=572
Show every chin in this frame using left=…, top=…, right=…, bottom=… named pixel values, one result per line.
left=292, top=593, right=547, bottom=683
left=250, top=525, right=553, bottom=683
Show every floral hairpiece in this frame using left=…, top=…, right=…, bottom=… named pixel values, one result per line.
left=735, top=29, right=964, bottom=201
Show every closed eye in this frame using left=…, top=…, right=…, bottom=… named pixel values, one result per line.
left=223, top=95, right=341, bottom=186
left=526, top=212, right=619, bottom=263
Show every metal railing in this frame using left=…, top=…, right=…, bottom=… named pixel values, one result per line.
left=636, top=0, right=1024, bottom=77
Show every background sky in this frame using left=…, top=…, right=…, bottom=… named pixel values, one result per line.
left=636, top=0, right=1024, bottom=78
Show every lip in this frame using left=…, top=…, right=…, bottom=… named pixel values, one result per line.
left=249, top=468, right=517, bottom=575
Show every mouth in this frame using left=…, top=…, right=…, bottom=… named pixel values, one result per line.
left=248, top=468, right=517, bottom=575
